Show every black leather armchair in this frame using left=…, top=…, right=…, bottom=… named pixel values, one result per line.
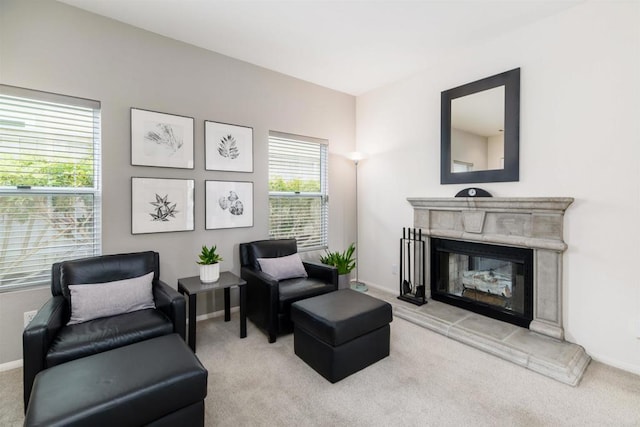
left=22, top=251, right=186, bottom=410
left=240, top=239, right=338, bottom=343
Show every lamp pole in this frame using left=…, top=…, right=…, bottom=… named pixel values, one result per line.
left=350, top=153, right=367, bottom=292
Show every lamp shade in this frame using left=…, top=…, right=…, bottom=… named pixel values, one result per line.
left=347, top=151, right=368, bottom=163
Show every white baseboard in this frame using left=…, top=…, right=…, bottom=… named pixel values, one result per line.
left=0, top=359, right=22, bottom=372
left=588, top=352, right=640, bottom=376
left=362, top=281, right=394, bottom=295
left=351, top=279, right=397, bottom=298
left=195, top=306, right=239, bottom=323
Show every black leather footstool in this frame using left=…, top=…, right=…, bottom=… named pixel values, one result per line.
left=24, top=334, right=208, bottom=427
left=291, top=289, right=392, bottom=383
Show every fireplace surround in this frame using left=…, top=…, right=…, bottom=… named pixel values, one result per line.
left=408, top=197, right=573, bottom=340
left=396, top=196, right=591, bottom=385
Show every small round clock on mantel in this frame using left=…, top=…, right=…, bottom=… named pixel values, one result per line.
left=455, top=187, right=492, bottom=197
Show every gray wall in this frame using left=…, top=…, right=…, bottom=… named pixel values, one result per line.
left=0, top=0, right=356, bottom=364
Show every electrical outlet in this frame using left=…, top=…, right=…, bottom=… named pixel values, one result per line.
left=24, top=310, right=37, bottom=328
left=392, top=264, right=399, bottom=275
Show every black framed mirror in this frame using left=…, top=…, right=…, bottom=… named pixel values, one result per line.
left=441, top=68, right=520, bottom=184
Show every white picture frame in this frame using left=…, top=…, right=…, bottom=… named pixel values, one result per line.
left=131, top=177, right=195, bottom=234
left=205, top=120, right=253, bottom=172
left=131, top=108, right=194, bottom=169
left=205, top=180, right=254, bottom=229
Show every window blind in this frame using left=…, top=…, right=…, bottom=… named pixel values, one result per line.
left=0, top=85, right=101, bottom=291
left=268, top=132, right=328, bottom=250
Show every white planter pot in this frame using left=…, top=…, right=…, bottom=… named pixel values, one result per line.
left=338, top=273, right=351, bottom=290
left=199, top=263, right=220, bottom=283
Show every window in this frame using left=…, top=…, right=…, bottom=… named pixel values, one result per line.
left=0, top=85, right=101, bottom=291
left=268, top=131, right=328, bottom=250
left=452, top=160, right=473, bottom=172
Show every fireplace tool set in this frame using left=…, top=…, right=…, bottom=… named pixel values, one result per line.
left=398, top=227, right=427, bottom=306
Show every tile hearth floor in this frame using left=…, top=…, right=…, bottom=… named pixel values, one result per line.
left=366, top=286, right=591, bottom=386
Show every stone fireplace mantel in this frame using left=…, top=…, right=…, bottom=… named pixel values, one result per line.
left=407, top=197, right=573, bottom=340
left=398, top=196, right=591, bottom=385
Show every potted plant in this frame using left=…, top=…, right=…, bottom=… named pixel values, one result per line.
left=197, top=245, right=223, bottom=283
left=320, top=243, right=356, bottom=289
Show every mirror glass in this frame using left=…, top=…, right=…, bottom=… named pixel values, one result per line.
left=451, top=86, right=504, bottom=173
left=441, top=68, right=519, bottom=185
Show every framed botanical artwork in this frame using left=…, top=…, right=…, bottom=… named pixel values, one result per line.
left=131, top=177, right=195, bottom=234
left=205, top=180, right=253, bottom=229
left=205, top=120, right=253, bottom=172
left=131, top=108, right=194, bottom=169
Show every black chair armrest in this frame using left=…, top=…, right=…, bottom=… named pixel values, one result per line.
left=241, top=267, right=281, bottom=342
left=241, top=267, right=280, bottom=288
left=23, top=295, right=67, bottom=410
left=303, top=261, right=339, bottom=287
left=153, top=280, right=186, bottom=340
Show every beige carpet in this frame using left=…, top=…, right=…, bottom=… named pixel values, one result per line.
left=2, top=311, right=640, bottom=426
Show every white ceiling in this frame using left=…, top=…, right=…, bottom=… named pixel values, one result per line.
left=58, top=0, right=582, bottom=95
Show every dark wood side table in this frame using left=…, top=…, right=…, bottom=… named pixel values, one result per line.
left=177, top=272, right=247, bottom=352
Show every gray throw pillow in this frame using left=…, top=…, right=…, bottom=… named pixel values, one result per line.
left=257, top=253, right=308, bottom=281
left=67, top=271, right=155, bottom=325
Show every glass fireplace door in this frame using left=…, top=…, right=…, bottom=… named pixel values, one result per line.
left=431, top=238, right=533, bottom=328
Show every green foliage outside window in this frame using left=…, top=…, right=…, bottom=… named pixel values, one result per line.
left=0, top=155, right=93, bottom=188
left=0, top=155, right=95, bottom=288
left=0, top=89, right=100, bottom=289
left=269, top=176, right=324, bottom=248
left=269, top=176, right=320, bottom=193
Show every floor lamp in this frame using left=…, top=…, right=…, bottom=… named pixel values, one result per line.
left=348, top=151, right=368, bottom=292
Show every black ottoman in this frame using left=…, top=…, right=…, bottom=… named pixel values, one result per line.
left=24, top=334, right=208, bottom=427
left=291, top=289, right=392, bottom=383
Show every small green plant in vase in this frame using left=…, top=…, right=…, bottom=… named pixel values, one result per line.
left=320, top=243, right=355, bottom=289
left=197, top=245, right=223, bottom=283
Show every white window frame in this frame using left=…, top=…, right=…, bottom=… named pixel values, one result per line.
left=453, top=160, right=474, bottom=172
left=268, top=131, right=328, bottom=251
left=0, top=85, right=101, bottom=291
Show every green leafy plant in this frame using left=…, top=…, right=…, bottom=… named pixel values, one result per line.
left=320, top=243, right=356, bottom=275
left=197, top=245, right=223, bottom=265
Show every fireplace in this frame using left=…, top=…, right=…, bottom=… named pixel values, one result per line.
left=431, top=238, right=533, bottom=328
left=398, top=197, right=590, bottom=385
left=407, top=197, right=574, bottom=340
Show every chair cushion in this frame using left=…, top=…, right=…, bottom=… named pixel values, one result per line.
left=278, top=277, right=336, bottom=311
left=58, top=251, right=158, bottom=300
left=243, top=239, right=298, bottom=270
left=46, top=308, right=173, bottom=368
left=291, top=289, right=393, bottom=346
left=257, top=253, right=308, bottom=281
left=68, top=272, right=155, bottom=325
